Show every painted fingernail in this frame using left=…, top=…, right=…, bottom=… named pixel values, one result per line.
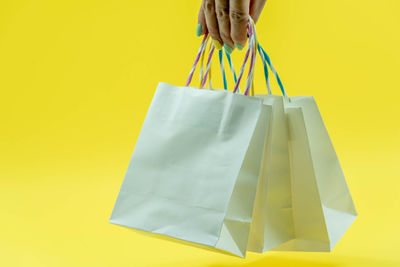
left=224, top=44, right=233, bottom=54
left=196, top=24, right=202, bottom=36
left=212, top=39, right=223, bottom=50
left=234, top=43, right=244, bottom=50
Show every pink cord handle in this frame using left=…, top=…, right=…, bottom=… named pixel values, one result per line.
left=185, top=34, right=209, bottom=87
left=186, top=16, right=257, bottom=94
left=233, top=18, right=256, bottom=95
left=232, top=47, right=251, bottom=93
left=244, top=18, right=257, bottom=95
left=200, top=45, right=215, bottom=88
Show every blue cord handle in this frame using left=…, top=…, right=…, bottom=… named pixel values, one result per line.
left=257, top=43, right=270, bottom=94
left=218, top=49, right=228, bottom=90
left=257, top=43, right=287, bottom=97
left=225, top=51, right=237, bottom=83
left=217, top=42, right=287, bottom=98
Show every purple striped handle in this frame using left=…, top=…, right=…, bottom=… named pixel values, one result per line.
left=232, top=47, right=251, bottom=93
left=185, top=34, right=209, bottom=87
left=233, top=18, right=256, bottom=94
left=244, top=18, right=257, bottom=95
left=200, top=45, right=216, bottom=88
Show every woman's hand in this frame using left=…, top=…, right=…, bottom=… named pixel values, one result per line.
left=196, top=0, right=267, bottom=53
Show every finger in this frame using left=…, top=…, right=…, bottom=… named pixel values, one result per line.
left=203, top=0, right=223, bottom=49
left=215, top=0, right=234, bottom=52
left=197, top=1, right=207, bottom=36
left=229, top=0, right=250, bottom=48
left=250, top=0, right=267, bottom=23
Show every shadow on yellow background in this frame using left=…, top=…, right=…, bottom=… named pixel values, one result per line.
left=206, top=255, right=399, bottom=267
left=0, top=0, right=399, bottom=266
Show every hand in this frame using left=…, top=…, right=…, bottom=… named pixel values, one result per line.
left=196, top=0, right=267, bottom=53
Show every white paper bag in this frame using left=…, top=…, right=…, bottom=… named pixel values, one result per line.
left=250, top=41, right=357, bottom=252
left=275, top=96, right=358, bottom=251
left=110, top=82, right=271, bottom=257
left=247, top=95, right=294, bottom=252
left=247, top=94, right=357, bottom=253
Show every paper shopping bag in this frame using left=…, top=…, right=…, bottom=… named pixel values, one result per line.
left=243, top=42, right=357, bottom=252
left=247, top=95, right=294, bottom=253
left=110, top=82, right=271, bottom=257
left=276, top=96, right=358, bottom=252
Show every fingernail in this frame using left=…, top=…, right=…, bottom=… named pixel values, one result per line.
left=224, top=44, right=233, bottom=54
left=196, top=24, right=202, bottom=36
left=212, top=39, right=223, bottom=50
left=234, top=43, right=244, bottom=50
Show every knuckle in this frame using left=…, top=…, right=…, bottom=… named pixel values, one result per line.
left=216, top=6, right=229, bottom=20
left=230, top=9, right=247, bottom=24
left=204, top=0, right=215, bottom=13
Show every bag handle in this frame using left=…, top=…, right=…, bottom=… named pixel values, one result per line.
left=257, top=43, right=271, bottom=95
left=257, top=43, right=288, bottom=99
left=186, top=18, right=257, bottom=94
left=209, top=24, right=255, bottom=94
left=218, top=49, right=228, bottom=90
left=185, top=34, right=210, bottom=87
left=232, top=16, right=257, bottom=95
left=199, top=43, right=216, bottom=88
left=224, top=51, right=241, bottom=93
left=199, top=38, right=214, bottom=89
left=184, top=17, right=288, bottom=98
left=218, top=16, right=289, bottom=99
left=185, top=34, right=222, bottom=90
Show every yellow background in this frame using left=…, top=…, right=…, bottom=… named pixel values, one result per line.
left=1, top=0, right=399, bottom=266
